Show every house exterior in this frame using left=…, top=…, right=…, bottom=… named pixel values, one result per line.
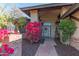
left=20, top=3, right=73, bottom=37
left=20, top=3, right=73, bottom=22
left=20, top=3, right=79, bottom=50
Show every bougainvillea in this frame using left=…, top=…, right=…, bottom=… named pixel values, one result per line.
left=0, top=29, right=10, bottom=42
left=24, top=22, right=41, bottom=42
left=1, top=43, right=14, bottom=56
left=0, top=48, right=2, bottom=53
left=0, top=29, right=14, bottom=56
left=7, top=48, right=14, bottom=54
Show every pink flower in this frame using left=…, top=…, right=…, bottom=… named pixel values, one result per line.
left=34, top=22, right=41, bottom=27
left=0, top=48, right=2, bottom=53
left=25, top=22, right=41, bottom=42
left=0, top=38, right=2, bottom=42
left=4, top=46, right=9, bottom=53
left=7, top=48, right=14, bottom=54
left=2, top=43, right=14, bottom=55
left=0, top=29, right=9, bottom=42
left=2, top=42, right=8, bottom=47
left=2, top=43, right=9, bottom=51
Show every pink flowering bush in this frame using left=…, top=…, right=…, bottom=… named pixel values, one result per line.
left=0, top=29, right=10, bottom=42
left=3, top=43, right=14, bottom=54
left=24, top=22, right=41, bottom=42
left=0, top=29, right=14, bottom=56
left=0, top=43, right=14, bottom=56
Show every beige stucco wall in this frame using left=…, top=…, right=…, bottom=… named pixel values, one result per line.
left=30, top=10, right=39, bottom=22
left=70, top=19, right=79, bottom=50
left=72, top=19, right=79, bottom=38
left=72, top=10, right=79, bottom=19
left=71, top=10, right=79, bottom=39
left=70, top=10, right=79, bottom=50
left=60, top=6, right=71, bottom=16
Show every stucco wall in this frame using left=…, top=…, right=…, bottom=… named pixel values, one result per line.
left=72, top=19, right=79, bottom=38
left=71, top=10, right=79, bottom=39
left=72, top=10, right=79, bottom=19
left=60, top=6, right=71, bottom=16
left=30, top=10, right=38, bottom=22
left=70, top=10, right=79, bottom=50
left=70, top=19, right=79, bottom=50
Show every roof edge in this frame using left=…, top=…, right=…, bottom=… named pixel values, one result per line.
left=20, top=3, right=73, bottom=10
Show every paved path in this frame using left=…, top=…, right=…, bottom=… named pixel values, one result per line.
left=13, top=39, right=22, bottom=56
left=8, top=34, right=79, bottom=56
left=35, top=39, right=58, bottom=56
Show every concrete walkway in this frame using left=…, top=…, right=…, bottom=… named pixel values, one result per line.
left=8, top=39, right=22, bottom=56
left=8, top=34, right=22, bottom=56
left=35, top=39, right=58, bottom=56
left=8, top=34, right=79, bottom=56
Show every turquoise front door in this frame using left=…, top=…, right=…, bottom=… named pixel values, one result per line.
left=42, top=22, right=51, bottom=38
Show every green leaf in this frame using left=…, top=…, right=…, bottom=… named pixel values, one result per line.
left=59, top=18, right=76, bottom=42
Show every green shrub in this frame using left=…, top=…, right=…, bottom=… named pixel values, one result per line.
left=8, top=17, right=14, bottom=22
left=59, top=18, right=76, bottom=42
left=0, top=18, right=7, bottom=29
left=0, top=24, right=7, bottom=29
left=18, top=17, right=26, bottom=29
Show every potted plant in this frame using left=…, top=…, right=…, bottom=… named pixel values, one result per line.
left=59, top=18, right=76, bottom=45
